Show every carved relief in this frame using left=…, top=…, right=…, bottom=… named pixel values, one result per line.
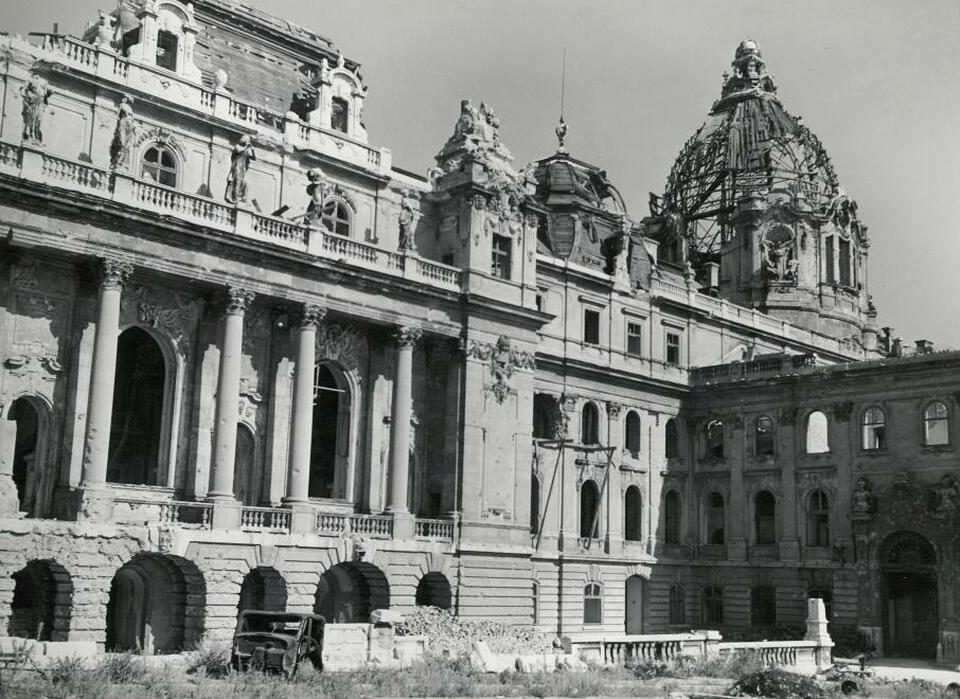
left=317, top=322, right=368, bottom=374
left=465, top=335, right=535, bottom=404
left=121, top=285, right=201, bottom=356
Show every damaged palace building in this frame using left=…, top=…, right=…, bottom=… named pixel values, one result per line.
left=1, top=1, right=958, bottom=664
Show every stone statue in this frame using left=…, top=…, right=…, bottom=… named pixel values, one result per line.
left=93, top=10, right=116, bottom=50
left=932, top=474, right=960, bottom=514
left=224, top=135, right=255, bottom=204
left=20, top=77, right=52, bottom=145
left=397, top=190, right=417, bottom=252
left=305, top=167, right=331, bottom=224
left=762, top=235, right=796, bottom=281
left=555, top=117, right=568, bottom=152
left=453, top=99, right=479, bottom=140
left=110, top=97, right=136, bottom=170
left=852, top=477, right=876, bottom=516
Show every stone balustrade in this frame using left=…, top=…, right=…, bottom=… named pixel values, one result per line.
left=112, top=497, right=212, bottom=529
left=239, top=506, right=291, bottom=532
left=2, top=143, right=462, bottom=293
left=414, top=518, right=455, bottom=542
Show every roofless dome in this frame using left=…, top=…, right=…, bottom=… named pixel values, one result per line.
left=661, top=40, right=840, bottom=257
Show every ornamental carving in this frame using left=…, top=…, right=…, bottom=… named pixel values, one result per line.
left=926, top=474, right=960, bottom=516
left=100, top=258, right=133, bottom=289
left=3, top=352, right=62, bottom=380
left=123, top=285, right=202, bottom=355
left=393, top=327, right=422, bottom=350
left=606, top=402, right=623, bottom=419
left=298, top=304, right=326, bottom=329
left=317, top=322, right=367, bottom=373
left=851, top=477, right=876, bottom=518
left=560, top=394, right=578, bottom=414
left=224, top=287, right=255, bottom=315
left=760, top=224, right=798, bottom=283
left=398, top=190, right=418, bottom=253
left=465, top=335, right=535, bottom=404
left=10, top=260, right=39, bottom=289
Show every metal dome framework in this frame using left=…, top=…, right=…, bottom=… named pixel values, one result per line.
left=662, top=43, right=842, bottom=259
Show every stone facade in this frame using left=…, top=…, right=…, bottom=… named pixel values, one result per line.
left=0, top=4, right=954, bottom=666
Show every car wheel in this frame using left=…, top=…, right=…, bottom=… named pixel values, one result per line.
left=840, top=679, right=859, bottom=695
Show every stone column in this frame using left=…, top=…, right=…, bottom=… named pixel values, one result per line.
left=387, top=327, right=420, bottom=537
left=208, top=287, right=255, bottom=526
left=285, top=304, right=324, bottom=532
left=77, top=258, right=133, bottom=520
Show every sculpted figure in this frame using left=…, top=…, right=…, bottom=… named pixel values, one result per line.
left=852, top=477, right=876, bottom=516
left=305, top=167, right=331, bottom=224
left=225, top=135, right=255, bottom=204
left=397, top=190, right=417, bottom=252
left=93, top=10, right=116, bottom=50
left=453, top=99, right=479, bottom=140
left=762, top=237, right=795, bottom=281
left=934, top=474, right=960, bottom=513
left=110, top=97, right=136, bottom=170
left=21, top=77, right=52, bottom=144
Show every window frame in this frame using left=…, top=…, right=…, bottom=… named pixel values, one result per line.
left=754, top=416, right=775, bottom=457
left=861, top=406, right=887, bottom=451
left=664, top=490, right=681, bottom=545
left=320, top=198, right=353, bottom=237
left=624, top=485, right=643, bottom=542
left=330, top=96, right=349, bottom=133
left=923, top=400, right=950, bottom=447
left=665, top=418, right=680, bottom=459
left=807, top=489, right=830, bottom=548
left=491, top=234, right=512, bottom=280
left=626, top=320, right=643, bottom=357
left=754, top=490, right=777, bottom=545
left=804, top=410, right=830, bottom=454
left=155, top=29, right=179, bottom=72
left=579, top=479, right=600, bottom=539
left=665, top=330, right=682, bottom=366
left=706, top=492, right=725, bottom=545
left=704, top=419, right=724, bottom=460
left=583, top=307, right=601, bottom=346
left=141, top=144, right=179, bottom=188
left=625, top=411, right=642, bottom=457
left=580, top=402, right=600, bottom=445
left=583, top=582, right=603, bottom=625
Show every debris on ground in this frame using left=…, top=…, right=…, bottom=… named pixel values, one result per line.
left=395, top=606, right=554, bottom=657
left=726, top=668, right=827, bottom=698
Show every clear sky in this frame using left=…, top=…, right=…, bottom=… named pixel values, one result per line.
left=4, top=0, right=960, bottom=349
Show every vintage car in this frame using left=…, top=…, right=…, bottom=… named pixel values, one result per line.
left=230, top=610, right=325, bottom=675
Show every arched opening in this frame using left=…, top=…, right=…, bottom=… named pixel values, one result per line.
left=704, top=419, right=724, bottom=459
left=234, top=423, right=257, bottom=506
left=664, top=418, right=680, bottom=459
left=530, top=473, right=540, bottom=534
left=238, top=567, right=287, bottom=615
left=624, top=576, right=643, bottom=632
left=310, top=363, right=351, bottom=499
left=415, top=572, right=451, bottom=610
left=108, top=327, right=167, bottom=486
left=8, top=560, right=72, bottom=641
left=579, top=480, right=600, bottom=539
left=805, top=410, right=829, bottom=454
left=754, top=491, right=776, bottom=545
left=862, top=407, right=886, bottom=451
left=581, top=403, right=599, bottom=445
left=923, top=401, right=949, bottom=446
left=321, top=199, right=352, bottom=237
left=664, top=490, right=681, bottom=545
left=105, top=553, right=205, bottom=654
left=625, top=412, right=642, bottom=457
left=880, top=531, right=939, bottom=658
left=141, top=144, right=178, bottom=187
left=706, top=492, right=725, bottom=545
left=8, top=397, right=43, bottom=517
left=314, top=562, right=389, bottom=624
left=624, top=486, right=642, bottom=542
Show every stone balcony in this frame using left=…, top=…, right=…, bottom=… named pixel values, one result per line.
left=0, top=142, right=462, bottom=294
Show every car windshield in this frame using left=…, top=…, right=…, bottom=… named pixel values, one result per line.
left=239, top=614, right=304, bottom=636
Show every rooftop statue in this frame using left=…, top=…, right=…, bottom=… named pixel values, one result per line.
left=110, top=97, right=136, bottom=170
left=225, top=135, right=256, bottom=205
left=21, top=77, right=52, bottom=145
left=437, top=99, right=514, bottom=169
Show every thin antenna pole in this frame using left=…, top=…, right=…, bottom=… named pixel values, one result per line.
left=560, top=46, right=566, bottom=121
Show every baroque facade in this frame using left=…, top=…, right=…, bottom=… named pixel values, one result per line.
left=0, top=4, right=955, bottom=664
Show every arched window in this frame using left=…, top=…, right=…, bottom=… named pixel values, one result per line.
left=924, top=401, right=949, bottom=446
left=755, top=491, right=776, bottom=545
left=669, top=584, right=685, bottom=624
left=704, top=419, right=724, bottom=459
left=8, top=398, right=43, bottom=517
left=583, top=582, right=602, bottom=624
left=702, top=586, right=723, bottom=625
left=665, top=418, right=679, bottom=459
left=530, top=474, right=540, bottom=535
left=664, top=490, right=681, bottom=545
left=321, top=198, right=352, bottom=237
left=706, top=492, right=725, bottom=545
left=625, top=412, right=642, bottom=457
left=581, top=403, right=599, bottom=445
left=751, top=585, right=776, bottom=626
left=310, top=363, right=352, bottom=499
left=755, top=416, right=774, bottom=456
left=141, top=145, right=178, bottom=187
left=808, top=490, right=830, bottom=547
left=805, top=410, right=829, bottom=454
left=624, top=486, right=642, bottom=542
left=580, top=480, right=600, bottom=539
left=862, top=407, right=886, bottom=450
left=108, top=328, right=167, bottom=486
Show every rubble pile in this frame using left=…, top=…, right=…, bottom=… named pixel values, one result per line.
left=396, top=606, right=554, bottom=657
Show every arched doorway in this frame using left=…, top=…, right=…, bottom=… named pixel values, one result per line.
left=415, top=572, right=451, bottom=610
left=580, top=480, right=600, bottom=539
left=234, top=423, right=257, bottom=506
left=625, top=574, right=645, bottom=634
left=314, top=562, right=389, bottom=623
left=237, top=567, right=287, bottom=615
left=8, top=397, right=44, bottom=517
left=880, top=531, right=938, bottom=658
left=310, top=363, right=351, bottom=499
left=105, top=553, right=205, bottom=654
left=107, top=328, right=167, bottom=485
left=8, top=560, right=72, bottom=641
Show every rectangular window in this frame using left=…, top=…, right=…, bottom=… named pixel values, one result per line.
left=156, top=30, right=178, bottom=72
left=839, top=238, right=851, bottom=286
left=751, top=586, right=777, bottom=626
left=825, top=237, right=836, bottom=284
left=583, top=583, right=603, bottom=624
left=491, top=235, right=511, bottom=280
left=702, top=586, right=723, bottom=625
left=665, top=332, right=681, bottom=366
left=583, top=308, right=601, bottom=345
left=626, top=321, right=643, bottom=356
left=331, top=97, right=349, bottom=133
left=669, top=585, right=686, bottom=624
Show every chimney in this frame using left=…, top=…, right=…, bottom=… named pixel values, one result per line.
left=915, top=339, right=934, bottom=355
left=891, top=338, right=904, bottom=357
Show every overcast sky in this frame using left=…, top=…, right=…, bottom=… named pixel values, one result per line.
left=4, top=0, right=960, bottom=349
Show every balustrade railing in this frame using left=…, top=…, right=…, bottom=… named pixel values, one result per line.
left=321, top=232, right=381, bottom=264
left=603, top=638, right=683, bottom=664
left=416, top=258, right=461, bottom=289
left=251, top=213, right=308, bottom=248
left=39, top=34, right=98, bottom=69
left=132, top=179, right=235, bottom=228
left=113, top=497, right=212, bottom=529
left=349, top=514, right=393, bottom=538
left=40, top=153, right=112, bottom=192
left=316, top=512, right=348, bottom=535
left=415, top=518, right=455, bottom=541
left=0, top=142, right=20, bottom=168
left=240, top=506, right=291, bottom=532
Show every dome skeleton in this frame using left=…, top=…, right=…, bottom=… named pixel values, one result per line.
left=659, top=40, right=842, bottom=261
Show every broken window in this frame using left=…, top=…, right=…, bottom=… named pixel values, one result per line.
left=862, top=407, right=886, bottom=451
left=704, top=419, right=724, bottom=459
left=321, top=199, right=352, bottom=237
left=754, top=416, right=775, bottom=456
left=808, top=490, right=830, bottom=547
left=579, top=480, right=600, bottom=539
left=331, top=97, right=349, bottom=133
left=626, top=321, right=643, bottom=356
left=702, top=586, right=723, bottom=625
left=665, top=331, right=681, bottom=366
left=664, top=490, right=681, bottom=544
left=580, top=402, right=599, bottom=444
left=156, top=30, right=178, bottom=71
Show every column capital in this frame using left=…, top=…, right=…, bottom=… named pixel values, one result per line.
left=297, top=303, right=326, bottom=329
left=99, top=258, right=133, bottom=289
left=224, top=286, right=256, bottom=315
left=393, top=326, right=422, bottom=349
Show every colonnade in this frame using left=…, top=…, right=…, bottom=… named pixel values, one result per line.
left=76, top=256, right=423, bottom=524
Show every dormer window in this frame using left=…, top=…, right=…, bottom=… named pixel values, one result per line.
left=156, top=30, right=178, bottom=71
left=331, top=97, right=349, bottom=133
left=142, top=145, right=178, bottom=187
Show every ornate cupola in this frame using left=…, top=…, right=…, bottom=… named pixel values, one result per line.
left=649, top=40, right=874, bottom=348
